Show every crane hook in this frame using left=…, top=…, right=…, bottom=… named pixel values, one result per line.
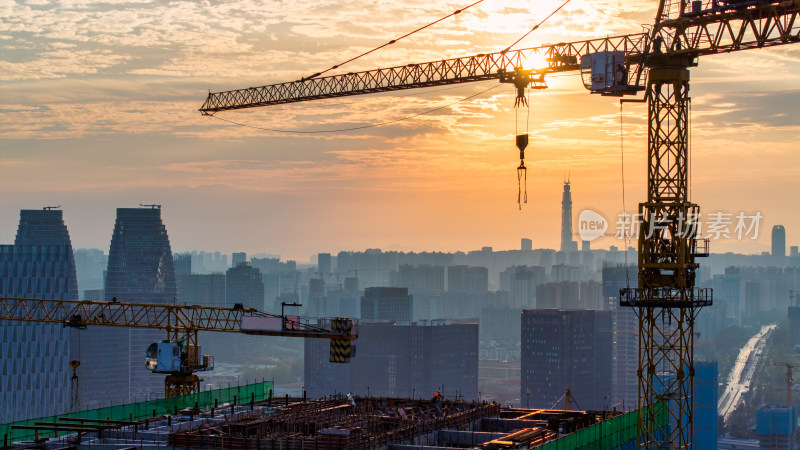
left=516, top=134, right=529, bottom=210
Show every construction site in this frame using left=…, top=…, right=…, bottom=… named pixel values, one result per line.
left=3, top=392, right=643, bottom=450
left=1, top=0, right=799, bottom=448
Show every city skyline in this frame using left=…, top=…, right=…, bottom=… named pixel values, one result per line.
left=2, top=0, right=799, bottom=261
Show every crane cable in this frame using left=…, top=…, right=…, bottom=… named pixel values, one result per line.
left=620, top=102, right=631, bottom=287
left=501, top=0, right=573, bottom=54
left=302, top=0, right=488, bottom=81
left=208, top=83, right=502, bottom=134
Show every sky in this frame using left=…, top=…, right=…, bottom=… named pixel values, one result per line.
left=1, top=0, right=799, bottom=262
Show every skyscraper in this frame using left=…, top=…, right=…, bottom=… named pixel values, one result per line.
left=772, top=225, right=786, bottom=262
left=520, top=309, right=612, bottom=410
left=1, top=208, right=79, bottom=421
left=80, top=206, right=177, bottom=406
left=560, top=181, right=576, bottom=253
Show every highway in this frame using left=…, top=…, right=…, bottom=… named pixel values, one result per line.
left=718, top=324, right=776, bottom=425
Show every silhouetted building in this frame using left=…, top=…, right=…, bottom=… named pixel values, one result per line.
left=392, top=264, right=444, bottom=294
left=603, top=264, right=638, bottom=410
left=173, top=253, right=192, bottom=275
left=305, top=320, right=478, bottom=400
left=225, top=262, right=268, bottom=363
left=318, top=253, right=332, bottom=278
left=561, top=181, right=577, bottom=253
left=520, top=309, right=612, bottom=410
left=232, top=252, right=247, bottom=267
left=447, top=265, right=489, bottom=293
left=500, top=266, right=545, bottom=309
left=361, top=287, right=412, bottom=322
left=81, top=206, right=177, bottom=406
left=177, top=273, right=225, bottom=307
left=226, top=262, right=263, bottom=309
left=521, top=238, right=532, bottom=251
left=0, top=208, right=79, bottom=422
left=772, top=225, right=786, bottom=259
left=74, top=248, right=107, bottom=292
left=308, top=277, right=326, bottom=317
left=536, top=281, right=602, bottom=310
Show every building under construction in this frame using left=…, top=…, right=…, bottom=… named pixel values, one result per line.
left=5, top=394, right=646, bottom=450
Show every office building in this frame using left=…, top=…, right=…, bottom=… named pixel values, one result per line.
left=173, top=253, right=192, bottom=275
left=0, top=208, right=79, bottom=422
left=499, top=266, right=545, bottom=309
left=757, top=404, right=797, bottom=449
left=520, top=309, right=612, bottom=410
left=693, top=361, right=718, bottom=449
left=305, top=320, right=479, bottom=400
left=361, top=287, right=413, bottom=322
left=81, top=206, right=177, bottom=406
left=772, top=225, right=786, bottom=262
left=603, top=265, right=638, bottom=410
left=521, top=238, right=532, bottom=251
left=232, top=252, right=247, bottom=267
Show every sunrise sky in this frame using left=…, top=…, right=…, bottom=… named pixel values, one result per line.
left=2, top=0, right=798, bottom=262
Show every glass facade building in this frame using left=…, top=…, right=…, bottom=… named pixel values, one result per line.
left=80, top=207, right=177, bottom=407
left=0, top=209, right=78, bottom=422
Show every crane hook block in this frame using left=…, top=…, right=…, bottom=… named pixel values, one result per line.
left=516, top=134, right=528, bottom=152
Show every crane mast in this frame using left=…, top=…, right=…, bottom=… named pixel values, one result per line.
left=199, top=1, right=800, bottom=447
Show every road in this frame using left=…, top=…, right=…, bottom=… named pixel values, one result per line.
left=718, top=323, right=776, bottom=425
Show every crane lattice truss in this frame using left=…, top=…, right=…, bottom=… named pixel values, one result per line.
left=198, top=1, right=799, bottom=448
left=0, top=297, right=357, bottom=397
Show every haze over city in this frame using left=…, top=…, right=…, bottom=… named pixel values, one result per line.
left=2, top=0, right=799, bottom=260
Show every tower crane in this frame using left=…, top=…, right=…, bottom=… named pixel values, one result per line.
left=199, top=1, right=800, bottom=447
left=0, top=297, right=357, bottom=398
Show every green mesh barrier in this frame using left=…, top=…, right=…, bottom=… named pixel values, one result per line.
left=1, top=380, right=273, bottom=444
left=539, top=403, right=668, bottom=450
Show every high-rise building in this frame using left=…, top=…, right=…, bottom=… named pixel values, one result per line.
left=73, top=248, right=107, bottom=292
left=757, top=404, right=797, bottom=449
left=177, top=273, right=225, bottom=307
left=520, top=309, right=612, bottom=410
left=561, top=181, right=577, bottom=253
left=499, top=266, right=545, bottom=309
left=603, top=265, right=638, bottom=410
left=361, top=287, right=412, bottom=322
left=447, top=265, right=489, bottom=293
left=173, top=253, right=192, bottom=275
left=693, top=361, right=718, bottom=449
left=521, top=238, right=532, bottom=251
left=226, top=262, right=263, bottom=310
left=232, top=252, right=247, bottom=267
left=772, top=225, right=786, bottom=263
left=318, top=253, right=332, bottom=278
left=81, top=206, right=177, bottom=406
left=0, top=208, right=79, bottom=422
left=305, top=320, right=479, bottom=400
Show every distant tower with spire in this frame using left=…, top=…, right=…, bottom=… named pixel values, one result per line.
left=561, top=179, right=577, bottom=252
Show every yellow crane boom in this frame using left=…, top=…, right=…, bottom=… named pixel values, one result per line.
left=0, top=297, right=357, bottom=397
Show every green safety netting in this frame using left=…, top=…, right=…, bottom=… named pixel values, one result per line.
left=1, top=380, right=273, bottom=444
left=540, top=403, right=668, bottom=450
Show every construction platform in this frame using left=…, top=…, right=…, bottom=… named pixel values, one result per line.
left=4, top=396, right=637, bottom=450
